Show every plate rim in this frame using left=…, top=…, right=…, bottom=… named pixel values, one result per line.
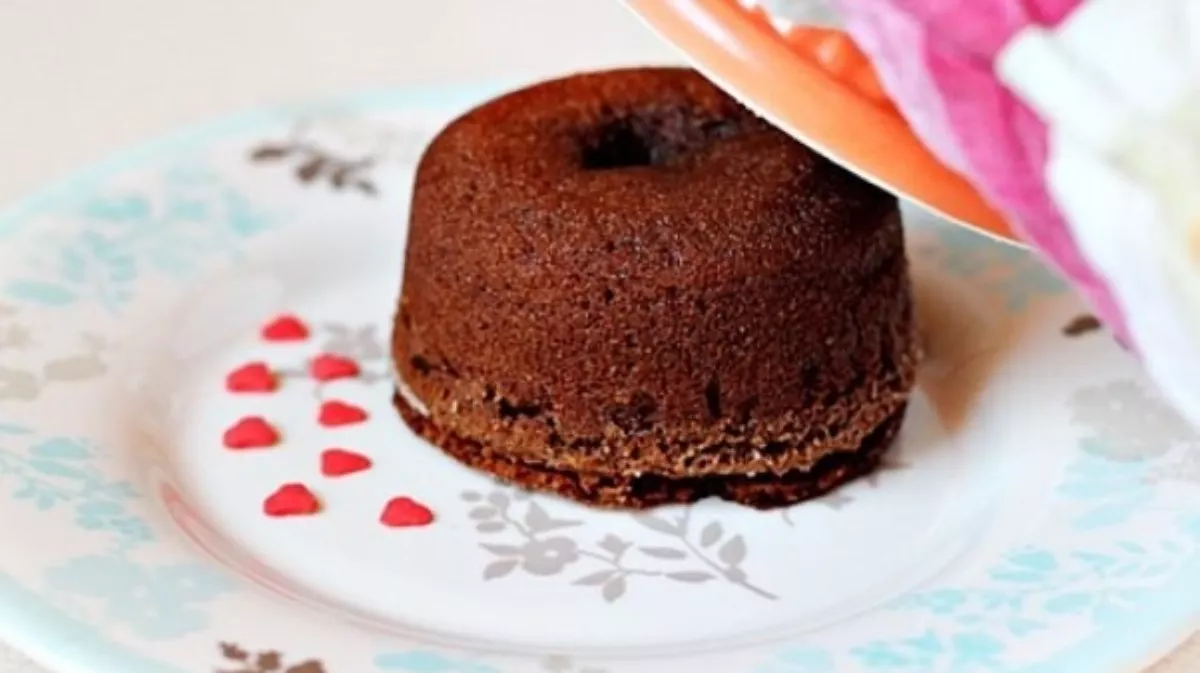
left=0, top=80, right=1195, bottom=673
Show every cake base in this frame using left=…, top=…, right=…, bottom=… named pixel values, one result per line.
left=395, top=392, right=907, bottom=510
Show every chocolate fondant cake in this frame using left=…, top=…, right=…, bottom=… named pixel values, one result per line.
left=393, top=67, right=918, bottom=509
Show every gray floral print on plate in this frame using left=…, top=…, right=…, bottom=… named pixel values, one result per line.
left=462, top=488, right=779, bottom=602
left=1072, top=379, right=1200, bottom=486
left=0, top=303, right=108, bottom=401
left=1070, top=380, right=1197, bottom=462
left=540, top=654, right=609, bottom=673
left=319, top=322, right=387, bottom=363
left=272, top=322, right=392, bottom=402
left=248, top=114, right=431, bottom=195
left=779, top=453, right=910, bottom=525
left=216, top=642, right=324, bottom=673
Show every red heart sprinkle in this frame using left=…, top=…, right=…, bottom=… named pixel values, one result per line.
left=380, top=496, right=435, bottom=528
left=263, top=483, right=320, bottom=517
left=225, top=362, right=277, bottom=393
left=310, top=353, right=360, bottom=382
left=222, top=416, right=280, bottom=449
left=320, top=448, right=372, bottom=477
left=261, top=315, right=309, bottom=341
left=318, top=400, right=368, bottom=427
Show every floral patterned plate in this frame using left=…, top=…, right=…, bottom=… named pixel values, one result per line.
left=0, top=83, right=1196, bottom=673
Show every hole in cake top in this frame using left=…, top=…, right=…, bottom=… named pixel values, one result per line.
left=578, top=109, right=749, bottom=171
left=581, top=121, right=653, bottom=169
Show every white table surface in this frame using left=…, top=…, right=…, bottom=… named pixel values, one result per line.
left=0, top=1, right=1193, bottom=671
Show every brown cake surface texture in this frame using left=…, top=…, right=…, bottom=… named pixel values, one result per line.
left=393, top=67, right=918, bottom=509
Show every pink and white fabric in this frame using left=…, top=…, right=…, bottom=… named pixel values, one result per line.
left=831, top=0, right=1200, bottom=427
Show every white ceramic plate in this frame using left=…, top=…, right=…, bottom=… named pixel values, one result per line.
left=0, top=83, right=1196, bottom=673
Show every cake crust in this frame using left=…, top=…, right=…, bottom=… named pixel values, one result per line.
left=396, top=392, right=906, bottom=510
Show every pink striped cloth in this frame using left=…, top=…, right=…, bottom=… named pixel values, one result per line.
left=831, top=0, right=1133, bottom=346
